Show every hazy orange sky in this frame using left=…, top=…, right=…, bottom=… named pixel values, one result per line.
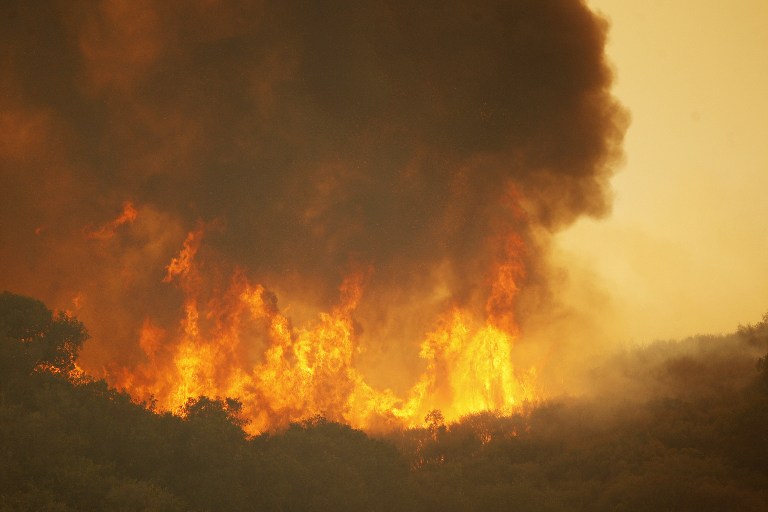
left=558, top=0, right=768, bottom=342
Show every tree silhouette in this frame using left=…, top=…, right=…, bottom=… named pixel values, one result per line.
left=0, top=292, right=88, bottom=401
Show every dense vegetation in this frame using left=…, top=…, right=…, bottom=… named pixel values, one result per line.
left=1, top=291, right=767, bottom=511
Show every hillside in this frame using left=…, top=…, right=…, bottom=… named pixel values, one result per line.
left=2, top=291, right=767, bottom=511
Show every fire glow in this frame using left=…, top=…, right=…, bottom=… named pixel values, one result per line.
left=0, top=1, right=627, bottom=435
left=108, top=222, right=537, bottom=434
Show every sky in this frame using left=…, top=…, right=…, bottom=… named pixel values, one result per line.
left=559, top=0, right=768, bottom=342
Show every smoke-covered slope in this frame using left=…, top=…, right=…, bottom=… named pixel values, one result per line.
left=2, top=292, right=767, bottom=511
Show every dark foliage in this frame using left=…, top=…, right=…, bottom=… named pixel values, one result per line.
left=0, top=292, right=87, bottom=385
left=2, top=292, right=767, bottom=511
left=0, top=293, right=413, bottom=511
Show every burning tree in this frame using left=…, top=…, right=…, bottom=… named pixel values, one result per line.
left=0, top=292, right=88, bottom=384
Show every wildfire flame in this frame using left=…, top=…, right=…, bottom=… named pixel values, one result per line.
left=1, top=0, right=625, bottom=435
left=106, top=222, right=538, bottom=434
left=83, top=201, right=138, bottom=241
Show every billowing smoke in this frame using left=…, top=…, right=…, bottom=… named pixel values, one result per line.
left=0, top=0, right=626, bottom=428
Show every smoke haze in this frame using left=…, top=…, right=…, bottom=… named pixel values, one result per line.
left=0, top=0, right=626, bottom=424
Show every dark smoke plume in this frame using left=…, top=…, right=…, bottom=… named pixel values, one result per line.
left=0, top=0, right=626, bottom=377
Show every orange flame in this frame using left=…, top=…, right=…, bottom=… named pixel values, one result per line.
left=83, top=201, right=138, bottom=240
left=163, top=227, right=203, bottom=283
left=105, top=224, right=538, bottom=434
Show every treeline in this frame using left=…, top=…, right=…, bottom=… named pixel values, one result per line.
left=1, top=291, right=767, bottom=511
left=0, top=293, right=411, bottom=511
